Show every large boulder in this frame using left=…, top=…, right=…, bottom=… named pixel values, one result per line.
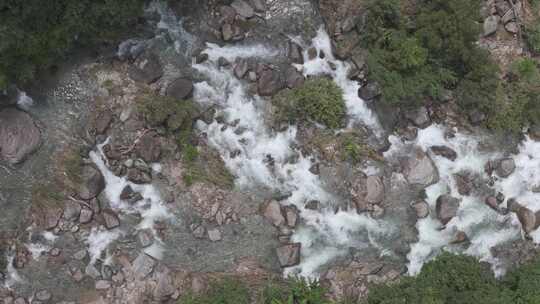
left=411, top=200, right=430, bottom=219
left=166, top=78, right=194, bottom=100
left=128, top=53, right=163, bottom=84
left=102, top=209, right=120, bottom=229
left=484, top=16, right=499, bottom=36
left=0, top=108, right=41, bottom=164
left=405, top=107, right=431, bottom=128
left=436, top=194, right=460, bottom=225
left=403, top=148, right=439, bottom=187
left=495, top=158, right=516, bottom=178
left=257, top=68, right=283, bottom=96
left=365, top=175, right=384, bottom=204
left=132, top=253, right=156, bottom=280
left=511, top=203, right=540, bottom=234
left=231, top=0, right=255, bottom=18
left=430, top=145, right=457, bottom=161
left=276, top=243, right=301, bottom=267
left=358, top=81, right=381, bottom=101
left=288, top=42, right=304, bottom=64
left=136, top=133, right=161, bottom=163
left=78, top=165, right=105, bottom=200
left=263, top=200, right=285, bottom=227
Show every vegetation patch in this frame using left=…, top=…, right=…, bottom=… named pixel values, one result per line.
left=136, top=92, right=199, bottom=132
left=179, top=277, right=331, bottom=304
left=272, top=78, right=346, bottom=129
left=363, top=0, right=498, bottom=108
left=0, top=0, right=145, bottom=86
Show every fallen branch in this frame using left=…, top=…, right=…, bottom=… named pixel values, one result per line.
left=118, top=128, right=154, bottom=156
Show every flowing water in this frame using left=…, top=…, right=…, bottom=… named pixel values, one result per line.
left=6, top=3, right=540, bottom=296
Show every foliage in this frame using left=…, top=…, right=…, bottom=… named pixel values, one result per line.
left=487, top=58, right=540, bottom=132
left=179, top=278, right=250, bottom=304
left=64, top=148, right=84, bottom=184
left=0, top=0, right=145, bottom=85
left=363, top=0, right=499, bottom=109
left=273, top=78, right=346, bottom=129
left=136, top=93, right=199, bottom=132
left=525, top=20, right=540, bottom=55
left=365, top=253, right=511, bottom=304
left=263, top=278, right=331, bottom=304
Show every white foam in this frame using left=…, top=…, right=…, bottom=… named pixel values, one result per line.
left=88, top=139, right=171, bottom=263
left=16, top=91, right=34, bottom=110
left=403, top=125, right=522, bottom=275
left=192, top=29, right=394, bottom=278
left=4, top=255, right=24, bottom=288
left=86, top=227, right=120, bottom=264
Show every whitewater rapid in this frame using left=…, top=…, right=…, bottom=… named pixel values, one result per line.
left=193, top=28, right=540, bottom=277
left=193, top=28, right=394, bottom=277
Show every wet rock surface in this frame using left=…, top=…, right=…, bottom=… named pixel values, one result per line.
left=3, top=1, right=540, bottom=303
left=0, top=108, right=41, bottom=164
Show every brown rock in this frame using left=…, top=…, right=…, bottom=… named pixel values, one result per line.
left=436, top=194, right=460, bottom=225
left=263, top=200, right=285, bottom=227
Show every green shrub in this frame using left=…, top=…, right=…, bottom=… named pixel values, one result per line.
left=364, top=253, right=513, bottom=304
left=136, top=93, right=199, bottom=132
left=179, top=278, right=250, bottom=304
left=272, top=78, right=346, bottom=129
left=525, top=21, right=540, bottom=54
left=0, top=0, right=145, bottom=85
left=363, top=0, right=499, bottom=110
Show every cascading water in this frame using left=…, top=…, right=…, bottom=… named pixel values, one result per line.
left=193, top=26, right=540, bottom=278
left=193, top=28, right=395, bottom=277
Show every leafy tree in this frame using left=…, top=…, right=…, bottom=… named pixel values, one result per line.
left=0, top=0, right=145, bottom=85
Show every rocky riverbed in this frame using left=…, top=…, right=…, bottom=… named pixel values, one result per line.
left=1, top=0, right=540, bottom=303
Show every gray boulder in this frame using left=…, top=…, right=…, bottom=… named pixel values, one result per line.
left=78, top=165, right=105, bottom=200
left=430, top=145, right=457, bottom=161
left=166, top=78, right=194, bottom=100
left=132, top=253, right=156, bottom=280
left=136, top=133, right=161, bottom=163
left=365, top=175, right=384, bottom=204
left=484, top=16, right=499, bottom=36
left=405, top=106, right=431, bottom=128
left=102, top=209, right=120, bottom=229
left=358, top=82, right=381, bottom=101
left=128, top=53, right=163, bottom=84
left=285, top=66, right=305, bottom=89
left=276, top=243, right=301, bottom=267
left=288, top=41, right=304, bottom=64
left=0, top=108, right=41, bottom=164
left=258, top=68, right=283, bottom=96
left=412, top=200, right=430, bottom=219
left=263, top=200, right=285, bottom=227
left=436, top=194, right=460, bottom=225
left=231, top=0, right=255, bottom=18
left=495, top=158, right=516, bottom=178
left=403, top=148, right=439, bottom=187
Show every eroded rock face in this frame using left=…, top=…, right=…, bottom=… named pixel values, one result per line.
left=436, top=194, right=460, bottom=225
left=403, top=148, right=439, bottom=187
left=78, top=165, right=105, bottom=200
left=0, top=108, right=41, bottom=164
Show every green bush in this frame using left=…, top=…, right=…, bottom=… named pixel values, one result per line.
left=272, top=78, right=346, bottom=129
left=487, top=58, right=540, bottom=132
left=136, top=93, right=199, bottom=132
left=179, top=278, right=250, bottom=304
left=363, top=0, right=499, bottom=109
left=365, top=253, right=512, bottom=304
left=525, top=21, right=540, bottom=55
left=0, top=0, right=145, bottom=85
left=261, top=278, right=331, bottom=304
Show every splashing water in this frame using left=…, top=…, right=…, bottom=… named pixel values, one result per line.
left=193, top=29, right=394, bottom=277
left=88, top=139, right=171, bottom=262
left=16, top=91, right=34, bottom=110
